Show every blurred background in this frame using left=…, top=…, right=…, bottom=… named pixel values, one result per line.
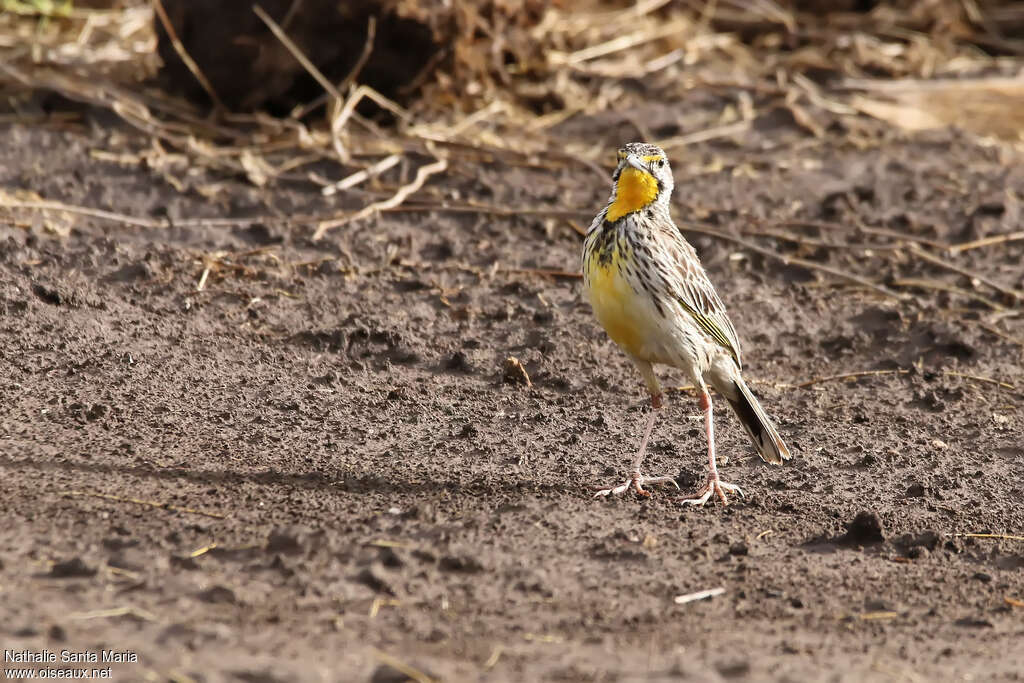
left=3, top=0, right=1024, bottom=192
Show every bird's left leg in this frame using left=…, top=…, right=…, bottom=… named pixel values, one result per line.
left=681, top=387, right=743, bottom=506
left=594, top=358, right=680, bottom=498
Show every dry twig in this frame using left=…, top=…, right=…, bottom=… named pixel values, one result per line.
left=948, top=231, right=1024, bottom=255
left=674, top=587, right=725, bottom=604
left=368, top=648, right=435, bottom=683
left=681, top=222, right=905, bottom=300
left=152, top=0, right=224, bottom=109
left=890, top=278, right=1006, bottom=311
left=907, top=244, right=1023, bottom=303
left=789, top=369, right=910, bottom=389
left=68, top=606, right=157, bottom=621
left=322, top=154, right=401, bottom=197
left=313, top=157, right=448, bottom=239
left=337, top=16, right=377, bottom=93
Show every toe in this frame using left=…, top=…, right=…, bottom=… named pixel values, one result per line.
left=681, top=491, right=711, bottom=507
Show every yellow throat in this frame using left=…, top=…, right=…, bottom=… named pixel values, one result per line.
left=606, top=167, right=659, bottom=222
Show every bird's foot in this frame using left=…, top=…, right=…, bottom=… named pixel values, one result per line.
left=680, top=476, right=743, bottom=507
left=593, top=471, right=679, bottom=498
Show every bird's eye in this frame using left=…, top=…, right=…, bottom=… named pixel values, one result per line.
left=655, top=159, right=665, bottom=167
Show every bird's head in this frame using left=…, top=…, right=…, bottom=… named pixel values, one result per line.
left=605, top=142, right=673, bottom=222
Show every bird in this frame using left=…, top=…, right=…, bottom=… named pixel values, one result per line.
left=581, top=142, right=791, bottom=506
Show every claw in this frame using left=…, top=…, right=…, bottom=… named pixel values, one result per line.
left=680, top=477, right=743, bottom=507
left=594, top=473, right=679, bottom=498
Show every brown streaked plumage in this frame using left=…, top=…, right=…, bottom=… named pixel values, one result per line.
left=581, top=142, right=791, bottom=506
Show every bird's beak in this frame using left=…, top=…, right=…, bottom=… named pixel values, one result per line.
left=623, top=153, right=650, bottom=174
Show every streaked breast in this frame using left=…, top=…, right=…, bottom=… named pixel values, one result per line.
left=584, top=247, right=652, bottom=358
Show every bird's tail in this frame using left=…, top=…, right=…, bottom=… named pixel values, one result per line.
left=711, top=372, right=791, bottom=465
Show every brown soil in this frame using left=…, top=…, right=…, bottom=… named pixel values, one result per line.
left=2, top=110, right=1023, bottom=682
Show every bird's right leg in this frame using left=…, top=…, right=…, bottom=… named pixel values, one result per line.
left=594, top=359, right=680, bottom=498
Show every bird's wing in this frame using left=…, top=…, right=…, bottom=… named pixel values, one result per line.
left=662, top=231, right=743, bottom=368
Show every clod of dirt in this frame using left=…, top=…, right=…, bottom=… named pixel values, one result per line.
left=893, top=530, right=941, bottom=555
left=954, top=617, right=994, bottom=628
left=234, top=224, right=282, bottom=246
left=838, top=511, right=885, bottom=546
left=371, top=663, right=437, bottom=683
left=103, top=262, right=154, bottom=283
left=316, top=260, right=344, bottom=277
left=894, top=530, right=941, bottom=551
left=905, top=482, right=927, bottom=497
left=393, top=277, right=431, bottom=293
left=49, top=557, right=97, bottom=578
left=533, top=308, right=555, bottom=325
left=716, top=660, right=752, bottom=679
left=856, top=453, right=877, bottom=468
left=912, top=389, right=951, bottom=412
left=30, top=281, right=104, bottom=310
left=86, top=403, right=108, bottom=421
left=31, top=282, right=69, bottom=307
left=377, top=547, right=405, bottom=569
left=310, top=372, right=337, bottom=386
left=102, top=536, right=139, bottom=552
left=411, top=548, right=437, bottom=564
left=864, top=599, right=894, bottom=612
left=170, top=555, right=201, bottom=571
left=444, top=351, right=473, bottom=373
left=503, top=356, right=532, bottom=387
left=197, top=586, right=237, bottom=604
left=438, top=554, right=485, bottom=573
left=266, top=526, right=313, bottom=555
left=354, top=566, right=396, bottom=595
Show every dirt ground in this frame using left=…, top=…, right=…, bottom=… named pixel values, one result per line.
left=2, top=102, right=1023, bottom=683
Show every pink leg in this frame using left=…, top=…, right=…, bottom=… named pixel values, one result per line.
left=628, top=395, right=660, bottom=496
left=681, top=391, right=743, bottom=506
left=594, top=393, right=679, bottom=498
left=702, top=392, right=719, bottom=481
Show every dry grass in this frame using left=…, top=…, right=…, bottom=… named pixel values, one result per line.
left=2, top=0, right=1021, bottom=198
left=1, top=0, right=1022, bottom=341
